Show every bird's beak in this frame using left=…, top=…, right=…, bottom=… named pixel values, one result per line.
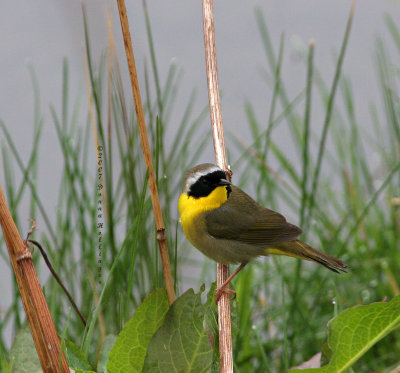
left=218, top=179, right=231, bottom=186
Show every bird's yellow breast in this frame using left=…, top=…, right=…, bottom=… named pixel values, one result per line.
left=178, top=186, right=228, bottom=235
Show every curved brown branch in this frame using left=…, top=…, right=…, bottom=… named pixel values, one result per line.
left=28, top=239, right=87, bottom=327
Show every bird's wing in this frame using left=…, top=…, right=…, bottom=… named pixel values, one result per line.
left=205, top=186, right=301, bottom=245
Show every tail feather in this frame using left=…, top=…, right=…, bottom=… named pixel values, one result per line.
left=266, top=240, right=348, bottom=273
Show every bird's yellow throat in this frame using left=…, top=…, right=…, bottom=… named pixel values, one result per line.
left=178, top=186, right=228, bottom=227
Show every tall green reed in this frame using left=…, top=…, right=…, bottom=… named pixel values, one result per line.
left=0, top=4, right=207, bottom=365
left=230, top=7, right=400, bottom=373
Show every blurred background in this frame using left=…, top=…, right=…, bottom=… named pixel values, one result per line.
left=2, top=1, right=399, bottom=174
left=1, top=1, right=400, bottom=371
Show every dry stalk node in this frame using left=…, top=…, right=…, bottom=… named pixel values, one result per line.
left=156, top=228, right=167, bottom=242
left=16, top=247, right=33, bottom=262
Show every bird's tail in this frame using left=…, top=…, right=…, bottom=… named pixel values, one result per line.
left=266, top=240, right=348, bottom=273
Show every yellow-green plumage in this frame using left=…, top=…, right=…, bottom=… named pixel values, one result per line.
left=178, top=163, right=347, bottom=273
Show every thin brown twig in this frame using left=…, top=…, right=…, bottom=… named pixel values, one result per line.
left=202, top=0, right=233, bottom=372
left=24, top=218, right=37, bottom=242
left=116, top=0, right=176, bottom=305
left=0, top=183, right=69, bottom=372
left=28, top=239, right=87, bottom=327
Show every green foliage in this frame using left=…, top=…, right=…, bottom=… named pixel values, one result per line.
left=142, top=288, right=213, bottom=373
left=64, top=339, right=93, bottom=371
left=8, top=326, right=95, bottom=373
left=203, top=282, right=239, bottom=367
left=229, top=7, right=400, bottom=372
left=0, top=2, right=207, bottom=368
left=9, top=327, right=41, bottom=373
left=203, top=283, right=219, bottom=358
left=97, top=335, right=116, bottom=373
left=107, top=289, right=168, bottom=373
left=291, top=295, right=400, bottom=373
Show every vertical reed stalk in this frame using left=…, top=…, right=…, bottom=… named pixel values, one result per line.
left=0, top=183, right=69, bottom=372
left=116, top=0, right=176, bottom=305
left=202, top=1, right=233, bottom=372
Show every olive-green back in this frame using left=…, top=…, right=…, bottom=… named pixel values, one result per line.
left=205, top=186, right=301, bottom=246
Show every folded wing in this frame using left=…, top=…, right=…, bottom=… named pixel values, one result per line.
left=206, top=186, right=301, bottom=246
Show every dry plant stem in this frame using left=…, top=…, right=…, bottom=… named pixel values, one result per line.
left=215, top=262, right=248, bottom=303
left=0, top=183, right=69, bottom=372
left=116, top=0, right=176, bottom=305
left=202, top=0, right=233, bottom=372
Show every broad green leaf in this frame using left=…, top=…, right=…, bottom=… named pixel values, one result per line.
left=142, top=288, right=213, bottom=373
left=204, top=283, right=218, bottom=356
left=10, top=326, right=41, bottom=373
left=9, top=326, right=95, bottom=373
left=107, top=288, right=169, bottom=373
left=64, top=339, right=93, bottom=371
left=291, top=295, right=400, bottom=373
left=97, top=334, right=117, bottom=373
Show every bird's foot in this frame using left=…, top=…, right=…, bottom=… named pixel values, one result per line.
left=215, top=286, right=236, bottom=304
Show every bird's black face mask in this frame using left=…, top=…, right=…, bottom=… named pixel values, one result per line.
left=188, top=170, right=231, bottom=198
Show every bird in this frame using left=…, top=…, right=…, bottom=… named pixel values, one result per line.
left=178, top=163, right=348, bottom=302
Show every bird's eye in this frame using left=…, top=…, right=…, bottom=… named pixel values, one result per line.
left=202, top=178, right=208, bottom=184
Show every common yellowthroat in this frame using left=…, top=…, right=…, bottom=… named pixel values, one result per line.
left=178, top=163, right=347, bottom=301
